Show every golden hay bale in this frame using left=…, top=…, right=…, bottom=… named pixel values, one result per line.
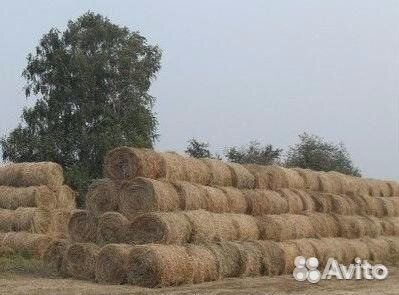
left=379, top=197, right=396, bottom=217
left=200, top=186, right=229, bottom=213
left=64, top=243, right=100, bottom=280
left=304, top=212, right=340, bottom=238
left=227, top=162, right=256, bottom=189
left=329, top=194, right=357, bottom=215
left=328, top=238, right=358, bottom=265
left=334, top=215, right=367, bottom=238
left=388, top=197, right=399, bottom=216
left=380, top=217, right=399, bottom=236
left=308, top=191, right=333, bottom=213
left=204, top=242, right=241, bottom=278
left=279, top=241, right=299, bottom=274
left=317, top=173, right=335, bottom=193
left=343, top=239, right=370, bottom=262
left=243, top=164, right=271, bottom=189
left=172, top=181, right=206, bottom=210
left=55, top=185, right=76, bottom=210
left=359, top=194, right=385, bottom=217
left=230, top=214, right=260, bottom=241
left=184, top=210, right=219, bottom=243
left=118, top=178, right=180, bottom=220
left=277, top=189, right=304, bottom=213
left=202, top=158, right=233, bottom=187
left=49, top=210, right=72, bottom=239
left=256, top=165, right=288, bottom=190
left=126, top=212, right=191, bottom=245
left=14, top=207, right=51, bottom=234
left=308, top=238, right=341, bottom=267
left=126, top=244, right=193, bottom=287
left=2, top=232, right=53, bottom=258
left=95, top=244, right=132, bottom=284
left=161, top=152, right=189, bottom=182
left=0, top=185, right=57, bottom=210
left=382, top=236, right=399, bottom=263
left=387, top=181, right=399, bottom=196
left=292, top=168, right=320, bottom=191
left=293, top=239, right=316, bottom=258
left=244, top=190, right=288, bottom=215
left=257, top=214, right=315, bottom=241
left=362, top=237, right=391, bottom=264
left=292, top=189, right=316, bottom=211
left=104, top=147, right=166, bottom=181
left=325, top=171, right=345, bottom=194
left=346, top=194, right=368, bottom=215
left=236, top=242, right=264, bottom=277
left=97, top=212, right=129, bottom=245
left=219, top=186, right=248, bottom=214
left=0, top=162, right=64, bottom=189
left=185, top=244, right=219, bottom=283
left=377, top=181, right=392, bottom=197
left=42, top=239, right=70, bottom=275
left=352, top=177, right=370, bottom=195
left=183, top=157, right=212, bottom=185
left=85, top=179, right=119, bottom=216
left=254, top=240, right=285, bottom=276
left=0, top=208, right=15, bottom=231
left=285, top=168, right=306, bottom=189
left=365, top=179, right=381, bottom=197
left=68, top=209, right=98, bottom=243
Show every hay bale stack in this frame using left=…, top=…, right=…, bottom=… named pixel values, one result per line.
left=172, top=181, right=206, bottom=210
left=95, top=244, right=132, bottom=284
left=347, top=194, right=369, bottom=215
left=2, top=232, right=53, bottom=258
left=64, top=243, right=100, bottom=280
left=68, top=210, right=98, bottom=243
left=0, top=185, right=57, bottom=210
left=227, top=163, right=255, bottom=189
left=244, top=190, right=288, bottom=215
left=329, top=193, right=357, bottom=215
left=387, top=181, right=399, bottom=196
left=0, top=162, right=64, bottom=189
left=308, top=191, right=333, bottom=213
left=204, top=242, right=242, bottom=278
left=380, top=217, right=399, bottom=236
left=185, top=244, right=219, bottom=283
left=277, top=189, right=304, bottom=213
left=257, top=214, right=315, bottom=241
left=334, top=215, right=382, bottom=239
left=292, top=168, right=320, bottom=191
left=254, top=240, right=285, bottom=275
left=308, top=238, right=342, bottom=267
left=161, top=152, right=189, bottom=182
left=293, top=239, right=316, bottom=258
left=382, top=236, right=399, bottom=263
left=42, top=239, right=70, bottom=275
left=55, top=185, right=76, bottom=210
left=0, top=208, right=15, bottom=231
left=230, top=214, right=260, bottom=241
left=379, top=197, right=396, bottom=217
left=200, top=186, right=229, bottom=213
left=202, top=158, right=233, bottom=187
left=183, top=157, right=212, bottom=185
left=126, top=244, right=193, bottom=287
left=317, top=173, right=335, bottom=193
left=279, top=241, right=299, bottom=274
left=362, top=237, right=391, bottom=264
left=118, top=178, right=180, bottom=220
left=292, top=189, right=316, bottom=211
left=219, top=187, right=248, bottom=214
left=97, top=212, right=129, bottom=245
left=244, top=165, right=271, bottom=189
left=49, top=210, right=72, bottom=239
left=14, top=207, right=51, bottom=234
left=304, top=212, right=340, bottom=238
left=85, top=179, right=119, bottom=216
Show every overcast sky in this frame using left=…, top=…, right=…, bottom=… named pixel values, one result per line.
left=1, top=0, right=398, bottom=179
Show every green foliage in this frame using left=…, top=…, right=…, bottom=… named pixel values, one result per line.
left=185, top=138, right=212, bottom=158
left=1, top=12, right=162, bottom=200
left=224, top=141, right=282, bottom=165
left=285, top=133, right=361, bottom=176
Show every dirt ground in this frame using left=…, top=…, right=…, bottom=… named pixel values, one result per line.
left=1, top=267, right=399, bottom=295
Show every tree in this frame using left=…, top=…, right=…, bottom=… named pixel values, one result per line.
left=185, top=138, right=212, bottom=158
left=224, top=141, right=282, bottom=165
left=285, top=133, right=361, bottom=176
left=1, top=12, right=162, bottom=204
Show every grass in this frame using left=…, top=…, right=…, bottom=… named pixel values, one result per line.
left=0, top=251, right=44, bottom=277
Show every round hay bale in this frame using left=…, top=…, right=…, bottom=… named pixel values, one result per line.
left=380, top=197, right=396, bottom=217
left=285, top=168, right=306, bottom=189
left=2, top=232, right=53, bottom=258
left=0, top=162, right=64, bottom=189
left=308, top=238, right=343, bottom=267
left=362, top=216, right=383, bottom=238
left=277, top=189, right=304, bottom=213
left=14, top=207, right=51, bottom=234
left=380, top=217, right=399, bottom=236
left=95, top=244, right=132, bottom=284
left=304, top=212, right=339, bottom=238
left=42, top=239, right=70, bottom=275
left=352, top=177, right=370, bottom=195
left=161, top=152, right=189, bottom=182
left=257, top=214, right=315, bottom=241
left=183, top=210, right=219, bottom=243
left=85, top=179, right=119, bottom=216
left=308, top=191, right=333, bottom=213
left=185, top=244, right=219, bottom=283
left=292, top=189, right=316, bottom=211
left=325, top=171, right=345, bottom=194
left=118, top=178, right=180, bottom=219
left=97, top=212, right=129, bottom=245
left=387, top=181, right=399, bottom=196
left=0, top=208, right=15, bottom=232
left=0, top=185, right=57, bottom=210
left=328, top=238, right=357, bottom=265
left=229, top=214, right=259, bottom=241
left=389, top=197, right=399, bottom=216
left=366, top=179, right=381, bottom=197
left=64, top=243, right=100, bottom=280
left=0, top=245, right=15, bottom=257
left=104, top=147, right=166, bottom=181
left=199, top=186, right=229, bottom=213
left=317, top=173, right=335, bottom=193
left=329, top=194, right=356, bottom=215
left=55, top=185, right=76, bottom=210
left=292, top=168, right=320, bottom=191
left=343, top=239, right=370, bottom=262
left=227, top=162, right=255, bottom=189
left=183, top=157, right=212, bottom=185
left=202, top=158, right=233, bottom=187
left=279, top=241, right=300, bottom=274
left=259, top=166, right=288, bottom=190
left=293, top=239, right=316, bottom=258
left=219, top=186, right=248, bottom=214
left=254, top=240, right=285, bottom=275
left=377, top=181, right=392, bottom=197
left=237, top=242, right=264, bottom=277
left=346, top=194, right=368, bottom=215
left=205, top=213, right=237, bottom=242
left=49, top=210, right=72, bottom=239
left=243, top=164, right=271, bottom=189
left=126, top=244, right=193, bottom=287
left=244, top=190, right=288, bottom=215
left=362, top=237, right=391, bottom=264
left=356, top=194, right=384, bottom=217
left=204, top=242, right=242, bottom=278
left=333, top=215, right=367, bottom=238
left=68, top=209, right=98, bottom=243
left=172, top=181, right=206, bottom=210
left=126, top=212, right=191, bottom=244
left=382, top=236, right=399, bottom=263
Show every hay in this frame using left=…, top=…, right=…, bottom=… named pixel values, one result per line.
left=244, top=190, right=288, bottom=215
left=329, top=194, right=357, bottom=215
left=200, top=186, right=229, bottom=213
left=14, top=207, right=51, bottom=234
left=126, top=244, right=193, bottom=287
left=230, top=214, right=260, bottom=241
left=387, top=181, right=399, bottom=196
left=95, top=244, right=132, bottom=284
left=293, top=239, right=316, bottom=258
left=257, top=214, right=315, bottom=241
left=104, top=147, right=166, bottom=181
left=346, top=194, right=368, bottom=215
left=183, top=157, right=212, bottom=185
left=380, top=217, right=399, bottom=236
left=308, top=191, right=333, bottom=213
left=379, top=197, right=396, bottom=217
left=185, top=244, right=219, bottom=283
left=325, top=171, right=344, bottom=194
left=317, top=173, right=335, bottom=193
left=388, top=197, right=399, bottom=216
left=202, top=158, right=233, bottom=187
left=226, top=162, right=255, bottom=189
left=304, top=212, right=340, bottom=238
left=333, top=215, right=382, bottom=239
left=285, top=168, right=306, bottom=189
left=0, top=209, right=15, bottom=231
left=292, top=189, right=316, bottom=211
left=351, top=177, right=370, bottom=195
left=204, top=242, right=242, bottom=278
left=277, top=189, right=304, bottom=213
left=377, top=181, right=392, bottom=197
left=0, top=245, right=15, bottom=257
left=362, top=237, right=391, bottom=264
left=64, top=243, right=100, bottom=280
left=85, top=179, right=119, bottom=216
left=0, top=185, right=57, bottom=210
left=382, top=236, right=399, bottom=263
left=363, top=216, right=383, bottom=237
left=219, top=187, right=248, bottom=214
left=343, top=239, right=370, bottom=262
left=172, top=181, right=206, bottom=210
left=243, top=164, right=271, bottom=189
left=0, top=162, right=64, bottom=189
left=42, top=239, right=70, bottom=275
left=49, top=210, right=72, bottom=239
left=126, top=212, right=191, bottom=244
left=308, top=238, right=342, bottom=267
left=257, top=166, right=288, bottom=190
left=366, top=179, right=382, bottom=197
left=68, top=209, right=98, bottom=243
left=97, top=212, right=129, bottom=245
left=2, top=232, right=53, bottom=258
left=292, top=168, right=320, bottom=191
left=254, top=240, right=285, bottom=275
left=118, top=178, right=180, bottom=220
left=279, top=241, right=299, bottom=274
left=161, top=152, right=189, bottom=182
left=359, top=194, right=385, bottom=217
left=238, top=241, right=265, bottom=277
left=55, top=185, right=76, bottom=210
